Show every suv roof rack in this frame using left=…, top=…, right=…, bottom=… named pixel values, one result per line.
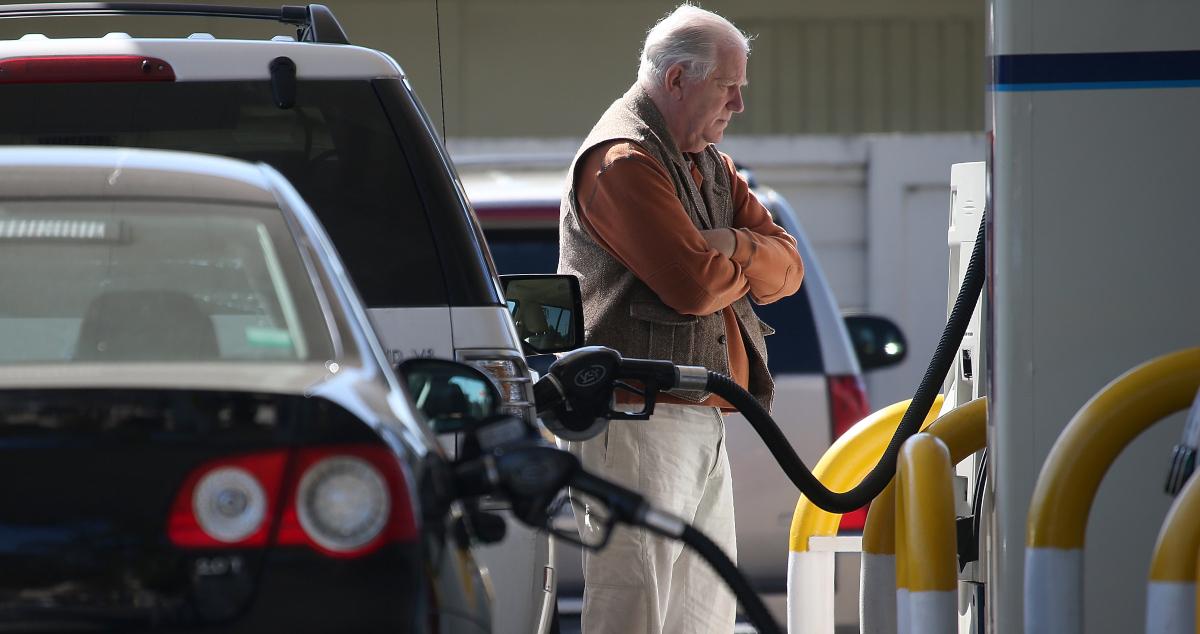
left=0, top=3, right=349, bottom=45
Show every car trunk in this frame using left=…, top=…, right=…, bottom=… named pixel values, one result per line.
left=0, top=387, right=395, bottom=629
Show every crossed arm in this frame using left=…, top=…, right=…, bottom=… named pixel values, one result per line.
left=576, top=141, right=805, bottom=315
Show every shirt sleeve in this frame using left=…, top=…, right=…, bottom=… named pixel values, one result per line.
left=722, top=153, right=805, bottom=304
left=575, top=141, right=751, bottom=316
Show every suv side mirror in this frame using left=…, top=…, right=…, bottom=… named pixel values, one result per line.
left=500, top=274, right=585, bottom=355
left=397, top=358, right=502, bottom=434
left=843, top=314, right=908, bottom=372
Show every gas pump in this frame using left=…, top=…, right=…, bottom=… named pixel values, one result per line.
left=944, top=161, right=988, bottom=630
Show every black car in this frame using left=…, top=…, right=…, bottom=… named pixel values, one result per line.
left=0, top=146, right=494, bottom=632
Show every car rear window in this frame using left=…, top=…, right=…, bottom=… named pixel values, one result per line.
left=0, top=200, right=335, bottom=364
left=0, top=80, right=445, bottom=307
left=483, top=224, right=823, bottom=374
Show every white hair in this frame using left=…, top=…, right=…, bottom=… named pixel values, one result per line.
left=637, top=5, right=750, bottom=90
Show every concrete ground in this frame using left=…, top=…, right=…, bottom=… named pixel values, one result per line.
left=552, top=593, right=787, bottom=634
left=554, top=593, right=857, bottom=634
left=555, top=550, right=864, bottom=633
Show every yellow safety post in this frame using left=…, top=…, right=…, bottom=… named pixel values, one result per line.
left=861, top=397, right=987, bottom=634
left=1025, top=347, right=1200, bottom=634
left=1146, top=472, right=1200, bottom=634
left=785, top=396, right=943, bottom=634
left=897, top=433, right=958, bottom=634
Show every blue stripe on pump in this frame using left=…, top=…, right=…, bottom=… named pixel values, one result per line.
left=992, top=51, right=1200, bottom=92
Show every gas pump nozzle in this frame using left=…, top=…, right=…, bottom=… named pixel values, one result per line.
left=450, top=434, right=782, bottom=634
left=531, top=346, right=709, bottom=441
left=451, top=437, right=651, bottom=535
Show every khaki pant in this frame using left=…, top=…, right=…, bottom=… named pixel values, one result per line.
left=566, top=404, right=737, bottom=634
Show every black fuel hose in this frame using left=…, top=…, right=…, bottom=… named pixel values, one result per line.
left=707, top=211, right=986, bottom=513
left=574, top=473, right=783, bottom=634
left=680, top=525, right=780, bottom=634
left=467, top=439, right=787, bottom=634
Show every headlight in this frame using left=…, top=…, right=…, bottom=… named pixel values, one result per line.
left=458, top=350, right=535, bottom=422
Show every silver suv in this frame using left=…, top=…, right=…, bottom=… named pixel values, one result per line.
left=0, top=5, right=555, bottom=633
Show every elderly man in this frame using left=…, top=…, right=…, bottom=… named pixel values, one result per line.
left=557, top=5, right=804, bottom=633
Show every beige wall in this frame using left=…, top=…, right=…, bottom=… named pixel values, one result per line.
left=0, top=0, right=985, bottom=136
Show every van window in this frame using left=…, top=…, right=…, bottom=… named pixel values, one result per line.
left=753, top=287, right=823, bottom=374
left=0, top=80, right=445, bottom=308
left=487, top=228, right=560, bottom=276
left=483, top=227, right=823, bottom=374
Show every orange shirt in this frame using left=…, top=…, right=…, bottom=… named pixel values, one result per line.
left=576, top=140, right=804, bottom=409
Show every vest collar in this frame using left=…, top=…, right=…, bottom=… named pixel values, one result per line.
left=624, top=85, right=692, bottom=169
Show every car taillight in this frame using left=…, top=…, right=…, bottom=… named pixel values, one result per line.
left=275, top=445, right=417, bottom=558
left=0, top=55, right=175, bottom=83
left=828, top=374, right=871, bottom=531
left=168, top=451, right=288, bottom=548
left=458, top=351, right=535, bottom=423
left=168, top=445, right=416, bottom=557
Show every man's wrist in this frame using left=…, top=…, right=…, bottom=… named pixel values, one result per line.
left=729, top=228, right=753, bottom=266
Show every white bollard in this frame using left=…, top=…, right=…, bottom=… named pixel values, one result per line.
left=860, top=552, right=897, bottom=634
left=1023, top=548, right=1082, bottom=634
left=1145, top=464, right=1200, bottom=634
left=1145, top=582, right=1195, bottom=634
left=787, top=549, right=835, bottom=634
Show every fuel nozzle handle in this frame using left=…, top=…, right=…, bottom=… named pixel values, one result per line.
left=537, top=346, right=706, bottom=398
left=532, top=346, right=709, bottom=441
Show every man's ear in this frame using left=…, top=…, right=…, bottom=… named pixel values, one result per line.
left=664, top=63, right=686, bottom=100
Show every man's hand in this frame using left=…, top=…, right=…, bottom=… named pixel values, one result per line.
left=700, top=228, right=736, bottom=258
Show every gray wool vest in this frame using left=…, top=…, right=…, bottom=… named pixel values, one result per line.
left=558, top=85, right=775, bottom=409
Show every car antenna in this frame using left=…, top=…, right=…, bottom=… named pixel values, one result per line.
left=434, top=0, right=448, bottom=141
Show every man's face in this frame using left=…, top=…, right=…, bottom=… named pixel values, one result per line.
left=675, top=43, right=747, bottom=153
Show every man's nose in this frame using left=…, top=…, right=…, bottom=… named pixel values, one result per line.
left=729, top=86, right=744, bottom=113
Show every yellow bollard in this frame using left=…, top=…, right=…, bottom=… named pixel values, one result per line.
left=1026, top=347, right=1200, bottom=634
left=785, top=396, right=943, bottom=634
left=861, top=397, right=986, bottom=634
left=897, top=433, right=958, bottom=634
left=1146, top=472, right=1200, bottom=634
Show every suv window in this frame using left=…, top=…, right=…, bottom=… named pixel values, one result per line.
left=0, top=80, right=444, bottom=307
left=0, top=200, right=335, bottom=363
left=483, top=224, right=823, bottom=374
